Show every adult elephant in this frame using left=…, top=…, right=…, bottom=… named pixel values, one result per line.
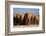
left=35, top=16, right=39, bottom=25
left=23, top=13, right=33, bottom=25
left=14, top=14, right=22, bottom=25
left=32, top=15, right=39, bottom=25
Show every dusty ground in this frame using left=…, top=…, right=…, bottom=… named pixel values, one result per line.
left=13, top=24, right=39, bottom=28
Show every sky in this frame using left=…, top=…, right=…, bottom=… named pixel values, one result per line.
left=13, top=8, right=39, bottom=16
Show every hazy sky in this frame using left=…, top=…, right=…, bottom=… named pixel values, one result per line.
left=13, top=8, right=39, bottom=16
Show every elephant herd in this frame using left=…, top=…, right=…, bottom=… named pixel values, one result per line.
left=13, top=13, right=39, bottom=26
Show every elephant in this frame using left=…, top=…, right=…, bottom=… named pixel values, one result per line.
left=32, top=15, right=39, bottom=25
left=23, top=13, right=33, bottom=25
left=14, top=14, right=23, bottom=25
left=35, top=16, right=39, bottom=25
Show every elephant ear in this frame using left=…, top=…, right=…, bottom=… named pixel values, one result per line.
left=16, top=14, right=21, bottom=19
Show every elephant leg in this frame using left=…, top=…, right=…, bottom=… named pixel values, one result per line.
left=36, top=20, right=39, bottom=25
left=25, top=19, right=29, bottom=25
left=28, top=19, right=30, bottom=25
